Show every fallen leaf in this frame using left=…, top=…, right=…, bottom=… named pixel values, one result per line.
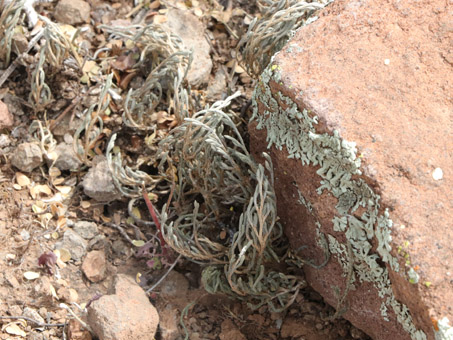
left=49, top=167, right=61, bottom=178
left=49, top=283, right=59, bottom=299
left=16, top=172, right=30, bottom=186
left=24, top=271, right=40, bottom=280
left=132, top=240, right=145, bottom=247
left=80, top=201, right=91, bottom=209
left=52, top=177, right=65, bottom=185
left=58, top=248, right=72, bottom=262
left=153, top=14, right=168, bottom=24
left=131, top=206, right=141, bottom=219
left=30, top=184, right=52, bottom=199
left=2, top=323, right=26, bottom=337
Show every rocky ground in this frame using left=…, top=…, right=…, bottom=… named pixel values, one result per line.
left=0, top=0, right=372, bottom=339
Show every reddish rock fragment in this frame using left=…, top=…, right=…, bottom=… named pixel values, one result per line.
left=87, top=274, right=159, bottom=340
left=82, top=250, right=107, bottom=283
left=0, top=100, right=13, bottom=129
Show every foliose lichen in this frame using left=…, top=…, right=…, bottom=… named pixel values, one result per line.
left=251, top=63, right=428, bottom=340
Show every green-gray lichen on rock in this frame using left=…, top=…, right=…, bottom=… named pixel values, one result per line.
left=251, top=63, right=428, bottom=340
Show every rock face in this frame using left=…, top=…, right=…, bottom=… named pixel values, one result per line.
left=87, top=274, right=159, bottom=340
left=249, top=1, right=452, bottom=340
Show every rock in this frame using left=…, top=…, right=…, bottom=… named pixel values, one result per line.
left=0, top=100, right=14, bottom=129
left=81, top=250, right=107, bottom=283
left=159, top=271, right=189, bottom=301
left=55, top=229, right=87, bottom=261
left=57, top=287, right=79, bottom=303
left=250, top=0, right=452, bottom=339
left=206, top=69, right=227, bottom=101
left=2, top=94, right=24, bottom=116
left=158, top=306, right=180, bottom=340
left=23, top=307, right=45, bottom=325
left=10, top=142, right=43, bottom=172
left=82, top=157, right=121, bottom=202
left=54, top=0, right=91, bottom=25
left=4, top=271, right=20, bottom=289
left=87, top=274, right=159, bottom=340
left=280, top=318, right=326, bottom=340
left=0, top=134, right=12, bottom=148
left=164, top=8, right=212, bottom=87
left=73, top=221, right=98, bottom=240
left=219, top=319, right=246, bottom=340
left=12, top=32, right=29, bottom=55
left=48, top=142, right=82, bottom=171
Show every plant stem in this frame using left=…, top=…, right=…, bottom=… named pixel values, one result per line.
left=143, top=190, right=168, bottom=257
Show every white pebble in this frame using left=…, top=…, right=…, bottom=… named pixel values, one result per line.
left=432, top=167, right=443, bottom=180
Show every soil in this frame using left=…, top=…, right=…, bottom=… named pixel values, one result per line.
left=0, top=0, right=372, bottom=339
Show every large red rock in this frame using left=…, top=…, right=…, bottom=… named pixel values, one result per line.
left=249, top=0, right=452, bottom=339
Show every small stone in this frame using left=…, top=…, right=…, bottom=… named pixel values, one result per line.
left=206, top=69, right=227, bottom=101
left=82, top=250, right=107, bottom=283
left=73, top=221, right=98, bottom=240
left=432, top=167, right=443, bottom=181
left=4, top=271, right=20, bottom=289
left=12, top=32, right=29, bottom=55
left=82, top=157, right=121, bottom=202
left=164, top=8, right=212, bottom=87
left=0, top=134, right=12, bottom=148
left=0, top=100, right=14, bottom=129
left=158, top=306, right=180, bottom=340
left=57, top=287, right=79, bottom=303
left=48, top=142, right=82, bottom=171
left=111, top=239, right=130, bottom=256
left=23, top=307, right=45, bottom=325
left=219, top=319, right=246, bottom=340
left=2, top=93, right=24, bottom=116
left=159, top=271, right=189, bottom=300
left=11, top=142, right=43, bottom=172
left=54, top=0, right=91, bottom=25
left=87, top=274, right=159, bottom=340
left=55, top=229, right=88, bottom=261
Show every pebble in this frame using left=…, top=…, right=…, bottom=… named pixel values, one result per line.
left=73, top=221, right=99, bottom=240
left=55, top=229, right=88, bottom=261
left=82, top=156, right=121, bottom=202
left=48, top=142, right=82, bottom=171
left=11, top=142, right=43, bottom=172
left=82, top=250, right=107, bottom=283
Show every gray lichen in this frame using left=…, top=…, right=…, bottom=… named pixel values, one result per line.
left=252, top=63, right=427, bottom=340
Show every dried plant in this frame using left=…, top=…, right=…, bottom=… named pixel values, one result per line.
left=29, top=17, right=83, bottom=111
left=238, top=0, right=330, bottom=77
left=73, top=74, right=113, bottom=166
left=39, top=17, right=83, bottom=69
left=156, top=93, right=306, bottom=311
left=0, top=0, right=25, bottom=66
left=29, top=46, right=53, bottom=111
left=99, top=24, right=193, bottom=129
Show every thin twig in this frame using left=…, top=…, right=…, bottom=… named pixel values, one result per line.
left=146, top=254, right=182, bottom=293
left=49, top=96, right=82, bottom=131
